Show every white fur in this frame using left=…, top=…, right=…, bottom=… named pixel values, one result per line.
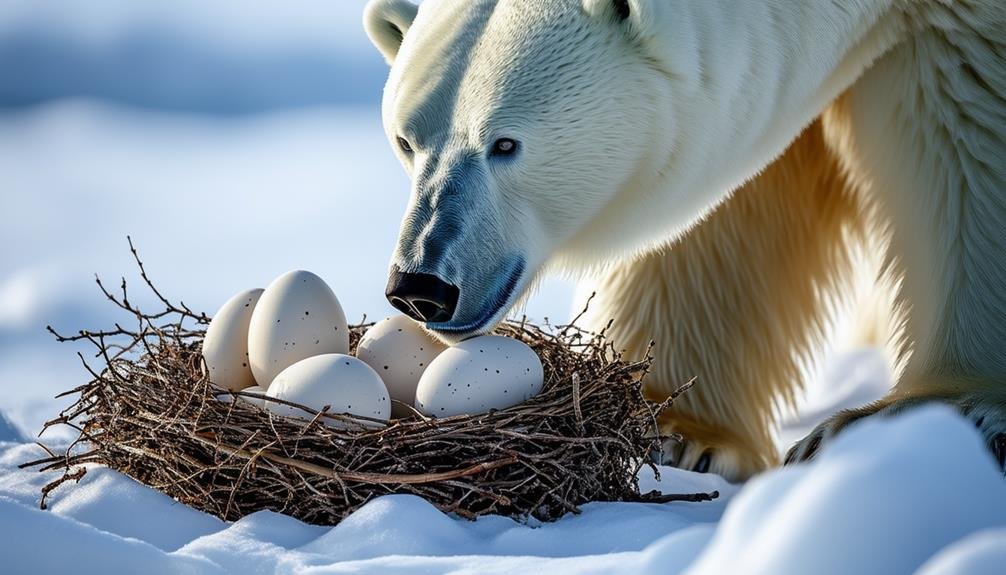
left=555, top=0, right=906, bottom=266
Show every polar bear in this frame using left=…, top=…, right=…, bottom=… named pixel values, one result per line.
left=364, top=0, right=1006, bottom=480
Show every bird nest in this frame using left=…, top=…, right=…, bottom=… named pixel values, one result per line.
left=22, top=243, right=714, bottom=525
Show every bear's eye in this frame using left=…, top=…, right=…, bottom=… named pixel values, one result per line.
left=397, top=136, right=414, bottom=154
left=491, top=138, right=519, bottom=157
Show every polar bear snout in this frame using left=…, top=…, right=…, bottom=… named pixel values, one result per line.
left=388, top=248, right=527, bottom=342
left=387, top=149, right=534, bottom=340
left=385, top=266, right=460, bottom=323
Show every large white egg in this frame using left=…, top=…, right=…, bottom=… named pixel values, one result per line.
left=248, top=270, right=349, bottom=388
left=415, top=336, right=544, bottom=417
left=265, top=354, right=390, bottom=426
left=202, top=288, right=264, bottom=391
left=356, top=315, right=447, bottom=417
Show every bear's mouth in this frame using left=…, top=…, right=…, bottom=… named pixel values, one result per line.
left=425, top=257, right=526, bottom=341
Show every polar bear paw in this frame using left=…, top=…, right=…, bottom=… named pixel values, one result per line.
left=653, top=415, right=779, bottom=482
left=785, top=391, right=1006, bottom=472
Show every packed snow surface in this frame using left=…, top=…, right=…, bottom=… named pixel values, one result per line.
left=3, top=408, right=1004, bottom=574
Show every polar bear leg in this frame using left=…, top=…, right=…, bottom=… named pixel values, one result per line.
left=586, top=120, right=866, bottom=481
left=789, top=6, right=1006, bottom=469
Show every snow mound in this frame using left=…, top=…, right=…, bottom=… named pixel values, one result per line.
left=0, top=496, right=221, bottom=575
left=46, top=466, right=226, bottom=551
left=0, top=444, right=224, bottom=551
left=916, top=528, right=1006, bottom=575
left=684, top=406, right=1006, bottom=575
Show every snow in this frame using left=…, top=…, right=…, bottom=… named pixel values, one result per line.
left=0, top=497, right=220, bottom=575
left=2, top=407, right=1003, bottom=574
left=916, top=529, right=1006, bottom=575
left=687, top=407, right=1006, bottom=575
left=776, top=346, right=892, bottom=449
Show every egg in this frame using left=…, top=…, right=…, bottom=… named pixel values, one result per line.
left=415, top=336, right=545, bottom=417
left=265, top=354, right=390, bottom=426
left=202, top=288, right=264, bottom=391
left=247, top=270, right=349, bottom=388
left=356, top=315, right=447, bottom=417
left=239, top=385, right=268, bottom=408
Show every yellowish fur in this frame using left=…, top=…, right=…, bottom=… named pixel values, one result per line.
left=589, top=121, right=868, bottom=479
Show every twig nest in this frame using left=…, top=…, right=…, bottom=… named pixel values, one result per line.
left=265, top=354, right=390, bottom=427
left=416, top=335, right=544, bottom=417
left=27, top=247, right=708, bottom=526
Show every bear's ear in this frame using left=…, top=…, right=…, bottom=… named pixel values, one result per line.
left=364, top=0, right=419, bottom=65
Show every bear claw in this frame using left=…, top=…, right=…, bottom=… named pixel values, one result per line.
left=786, top=392, right=1006, bottom=473
left=692, top=451, right=713, bottom=473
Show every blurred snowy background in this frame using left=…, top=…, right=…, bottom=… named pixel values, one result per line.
left=0, top=0, right=577, bottom=438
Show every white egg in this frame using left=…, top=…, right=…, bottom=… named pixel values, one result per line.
left=356, top=315, right=447, bottom=417
left=248, top=270, right=349, bottom=388
left=239, top=385, right=268, bottom=408
left=415, top=336, right=544, bottom=417
left=202, top=288, right=264, bottom=391
left=265, top=354, right=390, bottom=426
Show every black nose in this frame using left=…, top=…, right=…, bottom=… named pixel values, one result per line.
left=385, top=267, right=460, bottom=323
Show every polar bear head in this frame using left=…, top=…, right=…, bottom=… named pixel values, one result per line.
left=366, top=0, right=703, bottom=340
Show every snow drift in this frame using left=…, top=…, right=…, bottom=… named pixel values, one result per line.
left=3, top=407, right=1004, bottom=574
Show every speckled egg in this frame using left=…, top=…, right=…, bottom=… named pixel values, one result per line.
left=415, top=336, right=544, bottom=417
left=202, top=288, right=264, bottom=391
left=247, top=270, right=349, bottom=388
left=265, top=354, right=390, bottom=426
left=356, top=315, right=447, bottom=417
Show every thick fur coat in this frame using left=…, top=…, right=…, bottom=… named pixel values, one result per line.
left=365, top=0, right=1006, bottom=480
